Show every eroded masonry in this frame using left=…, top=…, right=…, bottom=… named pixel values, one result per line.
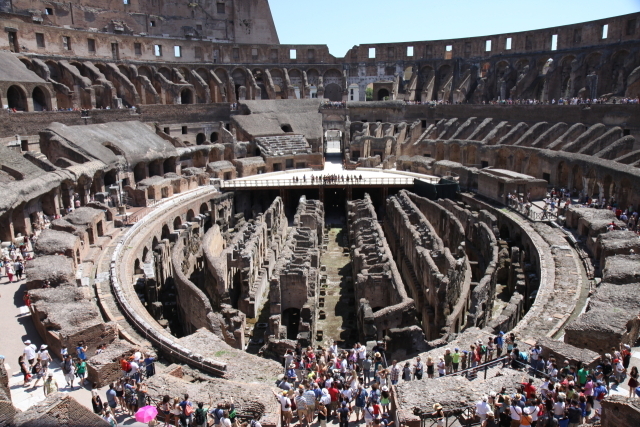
left=1, top=1, right=640, bottom=426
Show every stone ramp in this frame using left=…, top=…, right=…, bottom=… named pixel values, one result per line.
left=502, top=209, right=587, bottom=340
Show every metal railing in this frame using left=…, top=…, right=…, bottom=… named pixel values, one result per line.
left=437, top=355, right=509, bottom=381
left=220, top=177, right=419, bottom=189
left=420, top=406, right=477, bottom=427
left=507, top=198, right=558, bottom=222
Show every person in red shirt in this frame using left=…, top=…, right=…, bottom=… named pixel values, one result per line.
left=521, top=377, right=537, bottom=399
left=328, top=385, right=340, bottom=417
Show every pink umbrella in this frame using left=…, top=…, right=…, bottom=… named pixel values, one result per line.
left=135, top=405, right=158, bottom=423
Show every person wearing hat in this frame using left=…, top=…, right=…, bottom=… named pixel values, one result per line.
left=613, top=357, right=626, bottom=385
left=286, top=362, right=297, bottom=383
left=43, top=372, right=58, bottom=396
left=336, top=401, right=351, bottom=427
left=432, top=403, right=444, bottom=427
left=23, top=340, right=37, bottom=366
left=38, top=345, right=51, bottom=372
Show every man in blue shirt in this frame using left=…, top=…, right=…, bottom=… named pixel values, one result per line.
left=495, top=332, right=504, bottom=357
left=354, top=385, right=368, bottom=421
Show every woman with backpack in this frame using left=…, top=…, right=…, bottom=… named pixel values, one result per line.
left=193, top=402, right=209, bottom=427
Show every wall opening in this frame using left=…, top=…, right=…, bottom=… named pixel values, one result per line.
left=32, top=87, right=47, bottom=111
left=551, top=34, right=558, bottom=50
left=407, top=46, right=414, bottom=56
left=210, top=132, right=219, bottom=142
left=505, top=37, right=512, bottom=50
left=196, top=133, right=206, bottom=145
left=368, top=48, right=376, bottom=59
left=7, top=86, right=27, bottom=111
left=601, top=24, right=609, bottom=39
left=180, top=89, right=192, bottom=104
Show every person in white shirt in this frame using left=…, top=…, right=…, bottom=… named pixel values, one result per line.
left=129, top=360, right=139, bottom=382
left=23, top=340, right=37, bottom=365
left=356, top=343, right=367, bottom=368
left=476, top=396, right=491, bottom=422
left=39, top=345, right=51, bottom=371
left=509, top=402, right=522, bottom=423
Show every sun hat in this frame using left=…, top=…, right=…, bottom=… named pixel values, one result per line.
left=24, top=340, right=31, bottom=344
left=382, top=386, right=388, bottom=392
left=433, top=403, right=442, bottom=410
left=40, top=344, right=47, bottom=350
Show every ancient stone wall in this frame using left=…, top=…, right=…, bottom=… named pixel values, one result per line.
left=269, top=196, right=324, bottom=345
left=385, top=190, right=470, bottom=340
left=203, top=196, right=286, bottom=320
left=347, top=194, right=415, bottom=342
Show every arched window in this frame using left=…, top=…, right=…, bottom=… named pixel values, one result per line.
left=7, top=85, right=27, bottom=111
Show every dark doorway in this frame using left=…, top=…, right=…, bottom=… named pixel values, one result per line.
left=282, top=307, right=301, bottom=340
left=7, top=31, right=18, bottom=53
left=210, top=132, right=219, bottom=143
left=180, top=89, right=192, bottom=104
left=7, top=85, right=27, bottom=111
left=377, top=88, right=390, bottom=100
left=32, top=87, right=47, bottom=111
left=196, top=133, right=206, bottom=145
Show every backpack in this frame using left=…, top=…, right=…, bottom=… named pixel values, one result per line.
left=195, top=408, right=206, bottom=425
left=124, top=361, right=132, bottom=372
left=184, top=403, right=194, bottom=416
left=479, top=345, right=486, bottom=355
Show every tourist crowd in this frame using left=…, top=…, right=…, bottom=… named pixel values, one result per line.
left=506, top=187, right=640, bottom=235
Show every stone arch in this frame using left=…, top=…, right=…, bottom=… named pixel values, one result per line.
left=161, top=224, right=170, bottom=240
left=513, top=150, right=526, bottom=174
left=571, top=164, right=583, bottom=193
left=210, top=132, right=219, bottom=143
left=610, top=50, right=630, bottom=94
left=324, top=83, right=342, bottom=101
left=180, top=88, right=193, bottom=104
left=585, top=169, right=599, bottom=198
left=196, top=133, right=206, bottom=145
left=142, top=246, right=150, bottom=262
left=173, top=216, right=182, bottom=230
left=7, top=85, right=28, bottom=111
left=152, top=236, right=159, bottom=250
left=323, top=68, right=343, bottom=80
left=525, top=154, right=539, bottom=178
left=495, top=148, right=509, bottom=169
left=200, top=202, right=209, bottom=215
left=376, top=88, right=390, bottom=101
left=187, top=209, right=196, bottom=221
left=449, top=143, right=461, bottom=163
left=32, top=86, right=49, bottom=111
left=556, top=161, right=569, bottom=188
left=134, top=258, right=142, bottom=274
left=157, top=67, right=172, bottom=81
left=133, top=162, right=147, bottom=182
left=466, top=145, right=477, bottom=166
left=118, top=64, right=132, bottom=80
left=306, top=68, right=320, bottom=86
left=602, top=174, right=614, bottom=201
left=138, top=66, right=153, bottom=79
left=437, top=64, right=453, bottom=101
left=435, top=142, right=445, bottom=161
left=618, top=178, right=632, bottom=208
left=558, top=55, right=576, bottom=98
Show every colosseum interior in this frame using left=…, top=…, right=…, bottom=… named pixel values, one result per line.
left=0, top=0, right=639, bottom=426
